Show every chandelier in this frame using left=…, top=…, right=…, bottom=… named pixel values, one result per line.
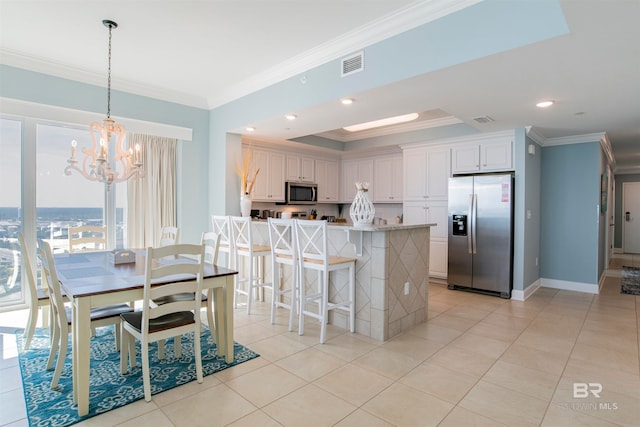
left=65, top=19, right=142, bottom=188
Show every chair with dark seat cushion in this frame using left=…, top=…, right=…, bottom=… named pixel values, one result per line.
left=120, top=243, right=206, bottom=402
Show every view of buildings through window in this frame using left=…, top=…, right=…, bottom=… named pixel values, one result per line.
left=0, top=117, right=127, bottom=308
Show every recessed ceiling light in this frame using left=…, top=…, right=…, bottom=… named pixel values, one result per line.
left=245, top=126, right=255, bottom=132
left=285, top=114, right=297, bottom=120
left=343, top=113, right=419, bottom=132
left=341, top=98, right=354, bottom=105
left=536, top=100, right=555, bottom=108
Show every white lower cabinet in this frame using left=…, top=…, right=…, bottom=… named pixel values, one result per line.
left=404, top=200, right=448, bottom=278
left=429, top=240, right=448, bottom=279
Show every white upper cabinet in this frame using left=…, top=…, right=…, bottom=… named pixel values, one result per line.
left=451, top=136, right=513, bottom=174
left=403, top=145, right=450, bottom=201
left=373, top=155, right=403, bottom=203
left=315, top=158, right=340, bottom=203
left=251, top=148, right=286, bottom=202
left=342, top=159, right=373, bottom=202
left=286, top=154, right=315, bottom=182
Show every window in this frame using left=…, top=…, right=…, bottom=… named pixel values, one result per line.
left=0, top=119, right=128, bottom=310
left=0, top=118, right=23, bottom=307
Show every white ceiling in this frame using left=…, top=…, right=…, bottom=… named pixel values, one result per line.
left=1, top=0, right=639, bottom=172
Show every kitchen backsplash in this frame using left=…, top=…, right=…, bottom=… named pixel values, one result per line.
left=252, top=202, right=403, bottom=225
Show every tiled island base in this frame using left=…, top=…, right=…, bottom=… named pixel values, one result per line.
left=251, top=222, right=433, bottom=341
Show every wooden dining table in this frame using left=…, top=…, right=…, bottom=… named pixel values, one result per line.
left=54, top=250, right=237, bottom=417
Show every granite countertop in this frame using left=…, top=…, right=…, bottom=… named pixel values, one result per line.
left=326, top=222, right=435, bottom=231
left=250, top=218, right=434, bottom=231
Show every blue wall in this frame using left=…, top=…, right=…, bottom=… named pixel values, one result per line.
left=540, top=142, right=600, bottom=284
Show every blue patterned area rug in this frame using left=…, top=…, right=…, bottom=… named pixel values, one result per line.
left=621, top=265, right=640, bottom=295
left=16, top=327, right=259, bottom=427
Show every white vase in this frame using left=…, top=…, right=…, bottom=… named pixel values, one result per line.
left=349, top=182, right=375, bottom=226
left=240, top=193, right=252, bottom=217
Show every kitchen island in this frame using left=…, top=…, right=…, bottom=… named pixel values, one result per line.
left=251, top=221, right=434, bottom=341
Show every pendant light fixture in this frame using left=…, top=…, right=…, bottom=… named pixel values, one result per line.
left=65, top=19, right=142, bottom=188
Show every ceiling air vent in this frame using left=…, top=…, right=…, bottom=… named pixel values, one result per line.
left=341, top=51, right=364, bottom=77
left=473, top=115, right=495, bottom=124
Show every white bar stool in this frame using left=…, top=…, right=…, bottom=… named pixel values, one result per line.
left=230, top=216, right=273, bottom=314
left=267, top=218, right=299, bottom=330
left=211, top=215, right=234, bottom=268
left=295, top=219, right=356, bottom=343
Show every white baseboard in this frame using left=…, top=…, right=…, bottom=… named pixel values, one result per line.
left=511, top=279, right=541, bottom=301
left=541, top=278, right=599, bottom=294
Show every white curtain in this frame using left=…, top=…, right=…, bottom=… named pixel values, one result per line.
left=126, top=133, right=177, bottom=248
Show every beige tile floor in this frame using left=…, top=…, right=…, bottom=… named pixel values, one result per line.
left=1, top=254, right=639, bottom=426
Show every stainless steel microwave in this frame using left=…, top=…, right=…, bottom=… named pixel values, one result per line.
left=285, top=181, right=317, bottom=205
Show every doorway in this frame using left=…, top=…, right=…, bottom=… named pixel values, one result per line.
left=622, top=181, right=640, bottom=253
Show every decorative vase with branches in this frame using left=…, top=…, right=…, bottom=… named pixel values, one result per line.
left=237, top=150, right=260, bottom=216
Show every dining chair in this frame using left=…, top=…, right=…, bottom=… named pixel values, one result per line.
left=38, top=240, right=133, bottom=389
left=267, top=218, right=298, bottom=331
left=19, top=232, right=52, bottom=350
left=294, top=219, right=356, bottom=344
left=68, top=225, right=106, bottom=253
left=230, top=216, right=273, bottom=314
left=151, top=232, right=220, bottom=341
left=211, top=215, right=233, bottom=268
left=159, top=226, right=179, bottom=246
left=119, top=243, right=206, bottom=402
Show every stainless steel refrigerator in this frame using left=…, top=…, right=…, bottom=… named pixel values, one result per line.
left=447, top=173, right=514, bottom=298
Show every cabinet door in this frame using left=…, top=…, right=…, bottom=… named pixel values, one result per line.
left=429, top=239, right=448, bottom=278
left=374, top=156, right=402, bottom=202
left=285, top=155, right=301, bottom=181
left=251, top=149, right=270, bottom=201
left=481, top=140, right=513, bottom=171
left=425, top=148, right=450, bottom=200
left=286, top=154, right=316, bottom=182
left=316, top=159, right=339, bottom=202
left=425, top=201, right=448, bottom=239
left=268, top=152, right=286, bottom=201
left=403, top=202, right=428, bottom=225
left=451, top=144, right=480, bottom=174
left=403, top=150, right=426, bottom=200
left=300, top=156, right=315, bottom=182
left=342, top=159, right=373, bottom=202
left=253, top=149, right=285, bottom=201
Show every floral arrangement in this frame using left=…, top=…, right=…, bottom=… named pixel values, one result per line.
left=237, top=150, right=260, bottom=195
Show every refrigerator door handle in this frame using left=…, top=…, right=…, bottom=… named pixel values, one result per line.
left=467, top=194, right=473, bottom=254
left=471, top=193, right=478, bottom=254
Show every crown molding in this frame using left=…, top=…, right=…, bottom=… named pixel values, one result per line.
left=208, top=0, right=481, bottom=108
left=614, top=166, right=640, bottom=175
left=1, top=49, right=210, bottom=109
left=600, top=133, right=616, bottom=169
left=525, top=126, right=546, bottom=145
left=542, top=132, right=606, bottom=147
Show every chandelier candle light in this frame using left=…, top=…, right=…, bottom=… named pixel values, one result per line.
left=65, top=19, right=143, bottom=188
